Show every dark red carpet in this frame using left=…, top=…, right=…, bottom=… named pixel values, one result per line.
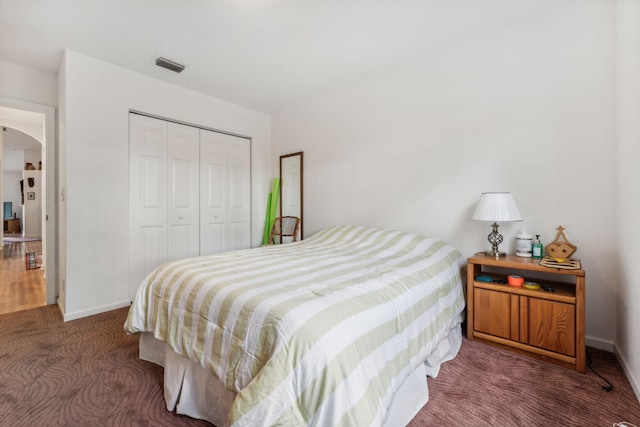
left=1, top=306, right=638, bottom=426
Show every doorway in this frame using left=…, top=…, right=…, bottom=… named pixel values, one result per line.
left=0, top=98, right=57, bottom=312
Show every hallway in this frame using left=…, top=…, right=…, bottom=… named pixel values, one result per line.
left=0, top=237, right=46, bottom=315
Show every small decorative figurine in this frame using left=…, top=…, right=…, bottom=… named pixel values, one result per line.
left=546, top=226, right=577, bottom=262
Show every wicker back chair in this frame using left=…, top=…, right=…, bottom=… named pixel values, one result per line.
left=268, top=216, right=301, bottom=244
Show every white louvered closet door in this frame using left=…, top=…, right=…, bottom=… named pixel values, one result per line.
left=226, top=134, right=251, bottom=250
left=129, top=114, right=168, bottom=298
left=167, top=123, right=200, bottom=262
left=130, top=114, right=251, bottom=299
left=199, top=129, right=227, bottom=255
left=200, top=129, right=250, bottom=255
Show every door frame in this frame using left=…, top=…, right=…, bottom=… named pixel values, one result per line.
left=0, top=97, right=57, bottom=306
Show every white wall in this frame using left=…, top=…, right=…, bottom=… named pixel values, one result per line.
left=2, top=170, right=21, bottom=219
left=22, top=170, right=42, bottom=237
left=1, top=133, right=42, bottom=221
left=24, top=149, right=42, bottom=170
left=0, top=61, right=57, bottom=305
left=57, top=56, right=67, bottom=312
left=273, top=2, right=618, bottom=349
left=59, top=50, right=272, bottom=320
left=2, top=149, right=45, bottom=236
left=615, top=0, right=640, bottom=401
left=2, top=130, right=41, bottom=172
left=0, top=59, right=58, bottom=106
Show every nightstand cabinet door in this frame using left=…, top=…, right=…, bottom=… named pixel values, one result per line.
left=474, top=288, right=518, bottom=341
left=523, top=298, right=575, bottom=357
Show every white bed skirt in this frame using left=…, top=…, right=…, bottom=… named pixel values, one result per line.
left=139, top=320, right=462, bottom=427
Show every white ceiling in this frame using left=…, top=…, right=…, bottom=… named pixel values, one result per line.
left=0, top=0, right=567, bottom=113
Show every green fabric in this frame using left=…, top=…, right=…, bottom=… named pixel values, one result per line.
left=262, top=192, right=272, bottom=245
left=268, top=178, right=280, bottom=241
left=262, top=178, right=281, bottom=245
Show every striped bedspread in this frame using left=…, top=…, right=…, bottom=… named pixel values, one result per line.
left=125, top=225, right=465, bottom=426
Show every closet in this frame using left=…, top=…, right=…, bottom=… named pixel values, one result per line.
left=129, top=113, right=250, bottom=298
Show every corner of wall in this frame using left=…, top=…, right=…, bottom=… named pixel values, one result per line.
left=615, top=343, right=640, bottom=404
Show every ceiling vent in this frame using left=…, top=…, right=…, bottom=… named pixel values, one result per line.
left=154, top=57, right=186, bottom=74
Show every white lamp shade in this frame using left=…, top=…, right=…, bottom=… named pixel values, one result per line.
left=472, top=192, right=522, bottom=222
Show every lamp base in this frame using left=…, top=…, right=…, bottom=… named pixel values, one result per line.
left=484, top=250, right=506, bottom=257
left=484, top=222, right=505, bottom=258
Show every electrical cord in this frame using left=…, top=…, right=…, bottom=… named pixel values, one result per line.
left=586, top=348, right=613, bottom=392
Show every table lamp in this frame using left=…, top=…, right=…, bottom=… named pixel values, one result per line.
left=472, top=192, right=522, bottom=256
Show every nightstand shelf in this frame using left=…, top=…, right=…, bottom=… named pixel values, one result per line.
left=466, top=254, right=585, bottom=372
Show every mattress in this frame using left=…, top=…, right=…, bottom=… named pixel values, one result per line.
left=125, top=225, right=466, bottom=426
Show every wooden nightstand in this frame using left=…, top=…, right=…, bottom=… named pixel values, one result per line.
left=466, top=254, right=585, bottom=372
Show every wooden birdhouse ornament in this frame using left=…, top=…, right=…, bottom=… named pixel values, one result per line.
left=546, top=226, right=577, bottom=262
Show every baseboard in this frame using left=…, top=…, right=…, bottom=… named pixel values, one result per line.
left=585, top=335, right=615, bottom=352
left=62, top=300, right=131, bottom=322
left=615, top=344, right=640, bottom=404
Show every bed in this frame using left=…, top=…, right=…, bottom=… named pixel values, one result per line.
left=124, top=225, right=466, bottom=426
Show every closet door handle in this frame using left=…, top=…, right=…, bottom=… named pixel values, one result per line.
left=179, top=215, right=184, bottom=220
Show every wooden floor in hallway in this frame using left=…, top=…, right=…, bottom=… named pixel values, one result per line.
left=0, top=237, right=46, bottom=315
